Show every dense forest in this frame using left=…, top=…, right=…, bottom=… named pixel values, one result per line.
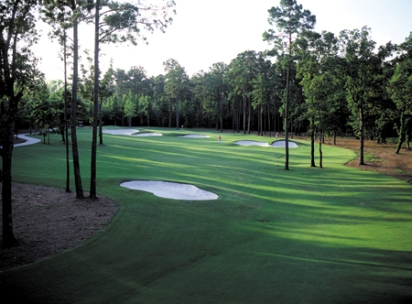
left=17, top=9, right=412, bottom=152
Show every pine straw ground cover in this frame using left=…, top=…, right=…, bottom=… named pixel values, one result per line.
left=224, top=129, right=412, bottom=183
left=326, top=137, right=412, bottom=184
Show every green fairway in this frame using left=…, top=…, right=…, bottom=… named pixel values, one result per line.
left=2, top=127, right=412, bottom=303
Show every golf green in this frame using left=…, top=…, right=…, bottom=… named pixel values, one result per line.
left=1, top=127, right=412, bottom=303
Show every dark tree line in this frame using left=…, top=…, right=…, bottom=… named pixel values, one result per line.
left=18, top=27, right=412, bottom=155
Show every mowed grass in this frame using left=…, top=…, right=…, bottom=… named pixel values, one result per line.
left=2, top=126, right=412, bottom=303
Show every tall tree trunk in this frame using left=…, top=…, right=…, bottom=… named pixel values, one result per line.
left=220, top=95, right=223, bottom=132
left=242, top=91, right=246, bottom=134
left=0, top=46, right=18, bottom=247
left=396, top=113, right=406, bottom=154
left=263, top=105, right=267, bottom=136
left=319, top=130, right=323, bottom=168
left=237, top=98, right=240, bottom=133
left=310, top=119, right=316, bottom=167
left=90, top=0, right=100, bottom=199
left=1, top=117, right=17, bottom=247
left=273, top=95, right=277, bottom=133
left=168, top=100, right=172, bottom=128
left=233, top=97, right=238, bottom=133
left=284, top=32, right=292, bottom=170
left=99, top=110, right=103, bottom=145
left=406, top=118, right=411, bottom=150
left=247, top=96, right=251, bottom=134
left=267, top=104, right=271, bottom=137
left=262, top=105, right=270, bottom=137
left=284, top=65, right=290, bottom=170
left=71, top=15, right=84, bottom=198
left=359, top=106, right=365, bottom=165
left=63, top=24, right=70, bottom=193
left=175, top=98, right=180, bottom=129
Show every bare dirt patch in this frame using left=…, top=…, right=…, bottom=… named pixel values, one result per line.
left=327, top=138, right=412, bottom=184
left=0, top=183, right=117, bottom=272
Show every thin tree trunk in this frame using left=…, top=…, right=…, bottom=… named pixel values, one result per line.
left=267, top=104, right=271, bottom=137
left=90, top=0, right=100, bottom=199
left=237, top=98, right=240, bottom=133
left=243, top=91, right=246, bottom=134
left=284, top=32, right=292, bottom=170
left=396, top=113, right=406, bottom=154
left=406, top=117, right=411, bottom=150
left=99, top=97, right=104, bottom=145
left=285, top=66, right=290, bottom=170
left=273, top=95, right=277, bottom=133
left=220, top=95, right=223, bottom=132
left=231, top=97, right=235, bottom=132
left=247, top=96, right=251, bottom=134
left=310, top=119, right=316, bottom=167
left=168, top=100, right=172, bottom=128
left=175, top=98, right=180, bottom=129
left=359, top=107, right=365, bottom=165
left=1, top=119, right=17, bottom=247
left=71, top=15, right=84, bottom=198
left=64, top=58, right=70, bottom=194
left=319, top=130, right=323, bottom=168
left=99, top=112, right=103, bottom=145
left=0, top=40, right=18, bottom=247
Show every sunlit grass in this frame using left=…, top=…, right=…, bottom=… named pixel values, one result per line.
left=5, top=126, right=412, bottom=303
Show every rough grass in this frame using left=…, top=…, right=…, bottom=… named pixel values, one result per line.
left=2, top=127, right=412, bottom=303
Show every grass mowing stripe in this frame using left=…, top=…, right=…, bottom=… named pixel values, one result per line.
left=3, top=126, right=412, bottom=303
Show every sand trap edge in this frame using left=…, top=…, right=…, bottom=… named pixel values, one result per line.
left=235, top=140, right=269, bottom=146
left=134, top=132, right=163, bottom=137
left=179, top=134, right=210, bottom=138
left=270, top=140, right=299, bottom=148
left=102, top=129, right=139, bottom=135
left=120, top=180, right=218, bottom=201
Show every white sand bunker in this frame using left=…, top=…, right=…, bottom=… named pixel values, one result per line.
left=235, top=140, right=299, bottom=148
left=134, top=132, right=163, bottom=137
left=180, top=134, right=210, bottom=138
left=271, top=140, right=298, bottom=148
left=235, top=141, right=269, bottom=146
left=15, top=134, right=41, bottom=147
left=103, top=129, right=139, bottom=135
left=120, top=180, right=218, bottom=200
